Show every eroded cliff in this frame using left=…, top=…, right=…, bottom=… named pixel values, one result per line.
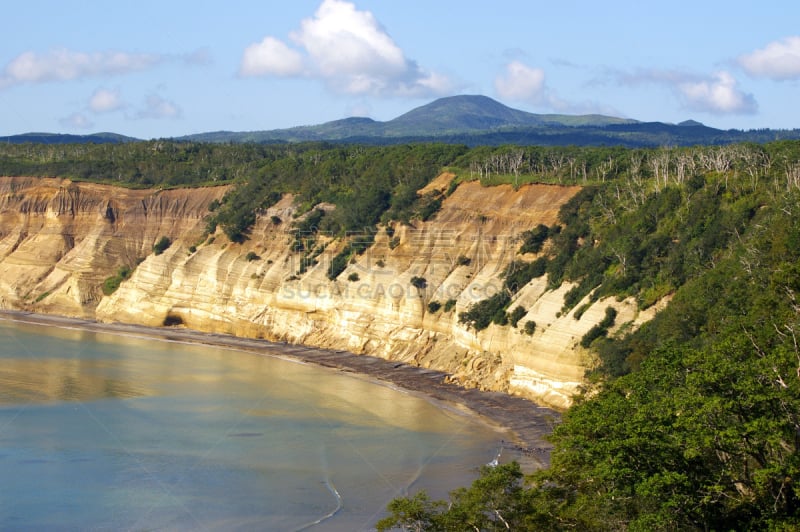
left=0, top=175, right=651, bottom=409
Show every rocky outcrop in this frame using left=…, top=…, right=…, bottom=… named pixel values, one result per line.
left=0, top=175, right=653, bottom=409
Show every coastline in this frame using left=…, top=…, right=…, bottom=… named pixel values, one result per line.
left=0, top=309, right=558, bottom=470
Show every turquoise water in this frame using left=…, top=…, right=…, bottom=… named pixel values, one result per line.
left=0, top=319, right=501, bottom=531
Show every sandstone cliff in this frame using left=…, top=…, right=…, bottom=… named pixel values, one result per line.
left=0, top=175, right=650, bottom=409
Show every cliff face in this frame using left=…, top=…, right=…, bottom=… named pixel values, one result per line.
left=0, top=175, right=648, bottom=409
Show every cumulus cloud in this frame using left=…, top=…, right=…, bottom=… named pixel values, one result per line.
left=494, top=61, right=546, bottom=102
left=0, top=48, right=161, bottom=88
left=240, top=36, right=304, bottom=77
left=239, top=0, right=452, bottom=97
left=677, top=71, right=758, bottom=114
left=59, top=112, right=93, bottom=130
left=606, top=67, right=757, bottom=115
left=136, top=94, right=181, bottom=119
left=738, top=36, right=800, bottom=80
left=88, top=87, right=123, bottom=113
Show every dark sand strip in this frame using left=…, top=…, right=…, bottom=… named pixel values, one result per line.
left=0, top=310, right=558, bottom=469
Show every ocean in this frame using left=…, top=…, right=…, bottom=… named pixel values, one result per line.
left=0, top=318, right=501, bottom=531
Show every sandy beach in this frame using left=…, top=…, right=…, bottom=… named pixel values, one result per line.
left=0, top=309, right=558, bottom=470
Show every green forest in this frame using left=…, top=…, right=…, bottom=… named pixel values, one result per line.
left=2, top=139, right=800, bottom=529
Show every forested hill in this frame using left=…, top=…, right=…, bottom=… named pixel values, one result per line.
left=377, top=141, right=800, bottom=530
left=4, top=95, right=800, bottom=147
left=0, top=132, right=136, bottom=144
left=3, top=139, right=800, bottom=528
left=174, top=95, right=800, bottom=146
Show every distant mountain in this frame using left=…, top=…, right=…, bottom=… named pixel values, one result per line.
left=177, top=95, right=639, bottom=144
left=0, top=132, right=138, bottom=144
left=177, top=95, right=800, bottom=147
left=385, top=95, right=635, bottom=134
left=4, top=95, right=800, bottom=147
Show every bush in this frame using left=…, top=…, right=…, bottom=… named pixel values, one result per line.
left=456, top=255, right=471, bottom=266
left=416, top=192, right=443, bottom=221
left=410, top=276, right=427, bottom=289
left=508, top=305, right=527, bottom=327
left=444, top=299, right=457, bottom=312
left=503, top=258, right=548, bottom=293
left=153, top=236, right=171, bottom=255
left=327, top=236, right=375, bottom=280
left=573, top=302, right=591, bottom=320
left=388, top=236, right=400, bottom=250
left=245, top=251, right=260, bottom=261
left=445, top=177, right=459, bottom=197
left=270, top=215, right=282, bottom=225
left=600, top=306, right=618, bottom=328
left=580, top=306, right=618, bottom=348
left=427, top=301, right=442, bottom=313
left=347, top=272, right=360, bottom=282
left=458, top=292, right=511, bottom=331
left=519, top=224, right=550, bottom=254
left=102, top=265, right=133, bottom=296
left=523, top=320, right=536, bottom=335
left=327, top=251, right=349, bottom=280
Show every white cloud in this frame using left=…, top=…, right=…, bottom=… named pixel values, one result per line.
left=292, top=0, right=406, bottom=79
left=494, top=61, right=546, bottom=102
left=0, top=48, right=161, bottom=87
left=605, top=67, right=757, bottom=115
left=240, top=36, right=304, bottom=77
left=677, top=71, right=757, bottom=114
left=89, top=87, right=123, bottom=113
left=136, top=94, right=181, bottom=119
left=738, top=36, right=800, bottom=80
left=59, top=112, right=93, bottom=130
left=239, top=0, right=452, bottom=97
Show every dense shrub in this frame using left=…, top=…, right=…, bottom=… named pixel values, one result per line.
left=523, top=320, right=536, bottom=335
left=503, top=257, right=547, bottom=293
left=519, top=224, right=550, bottom=254
left=580, top=306, right=618, bottom=348
left=508, top=305, right=527, bottom=327
left=410, top=276, right=427, bottom=289
left=458, top=292, right=511, bottom=331
left=153, top=236, right=171, bottom=255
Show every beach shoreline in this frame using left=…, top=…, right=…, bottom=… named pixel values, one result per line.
left=0, top=309, right=558, bottom=470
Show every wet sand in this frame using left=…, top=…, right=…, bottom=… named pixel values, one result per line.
left=0, top=310, right=558, bottom=470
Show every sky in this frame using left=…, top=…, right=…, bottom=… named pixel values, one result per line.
left=1, top=0, right=799, bottom=139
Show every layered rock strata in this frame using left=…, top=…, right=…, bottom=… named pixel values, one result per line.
left=0, top=175, right=649, bottom=409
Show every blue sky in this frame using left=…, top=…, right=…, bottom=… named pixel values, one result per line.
left=1, top=0, right=799, bottom=138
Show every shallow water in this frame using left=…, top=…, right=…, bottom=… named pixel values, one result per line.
left=0, top=319, right=501, bottom=531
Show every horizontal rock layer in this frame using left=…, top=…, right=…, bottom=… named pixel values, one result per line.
left=0, top=175, right=649, bottom=409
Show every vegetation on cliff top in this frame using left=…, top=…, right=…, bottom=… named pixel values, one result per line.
left=384, top=141, right=800, bottom=530
left=3, top=139, right=800, bottom=529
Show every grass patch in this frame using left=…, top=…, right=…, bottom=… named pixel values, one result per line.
left=102, top=265, right=133, bottom=296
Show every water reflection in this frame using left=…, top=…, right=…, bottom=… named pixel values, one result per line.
left=0, top=319, right=500, bottom=530
left=0, top=358, right=150, bottom=404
